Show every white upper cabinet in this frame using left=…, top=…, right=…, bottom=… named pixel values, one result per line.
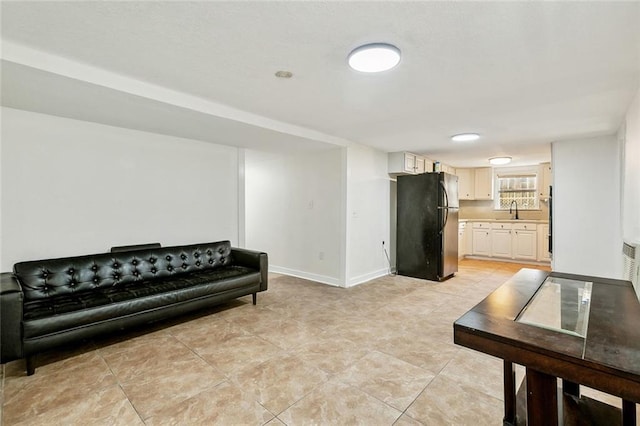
left=388, top=152, right=432, bottom=175
left=414, top=155, right=425, bottom=174
left=456, top=168, right=475, bottom=200
left=474, top=167, right=494, bottom=200
left=456, top=167, right=494, bottom=200
left=441, top=163, right=456, bottom=175
left=423, top=157, right=435, bottom=173
left=538, top=162, right=552, bottom=199
left=416, top=156, right=434, bottom=174
left=404, top=153, right=416, bottom=172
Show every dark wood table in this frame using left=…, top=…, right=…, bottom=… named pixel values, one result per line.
left=454, top=268, right=640, bottom=426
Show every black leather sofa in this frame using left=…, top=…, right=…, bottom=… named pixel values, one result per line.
left=0, top=241, right=267, bottom=375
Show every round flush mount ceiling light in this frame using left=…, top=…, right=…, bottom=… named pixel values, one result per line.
left=275, top=70, right=293, bottom=78
left=451, top=133, right=480, bottom=142
left=489, top=156, right=512, bottom=165
left=348, top=43, right=401, bottom=73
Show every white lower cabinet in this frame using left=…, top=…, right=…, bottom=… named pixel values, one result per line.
left=472, top=222, right=492, bottom=256
left=458, top=222, right=468, bottom=259
left=491, top=223, right=512, bottom=258
left=468, top=221, right=548, bottom=263
left=512, top=223, right=537, bottom=261
left=465, top=226, right=473, bottom=256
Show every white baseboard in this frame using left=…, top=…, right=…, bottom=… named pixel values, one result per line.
left=463, top=255, right=551, bottom=266
left=269, top=265, right=343, bottom=287
left=268, top=265, right=391, bottom=288
left=347, top=268, right=390, bottom=287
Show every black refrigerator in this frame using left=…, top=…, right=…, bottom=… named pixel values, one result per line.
left=396, top=172, right=459, bottom=281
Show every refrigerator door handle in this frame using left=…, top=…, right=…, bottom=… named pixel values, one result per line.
left=439, top=181, right=449, bottom=233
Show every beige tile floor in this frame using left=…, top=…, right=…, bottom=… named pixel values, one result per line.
left=0, top=259, right=635, bottom=425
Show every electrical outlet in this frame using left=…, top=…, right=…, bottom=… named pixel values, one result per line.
left=382, top=240, right=385, bottom=246
left=319, top=251, right=324, bottom=260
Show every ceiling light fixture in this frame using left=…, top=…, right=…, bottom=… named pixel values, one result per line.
left=489, top=157, right=512, bottom=165
left=451, top=133, right=480, bottom=142
left=275, top=70, right=293, bottom=78
left=348, top=43, right=401, bottom=73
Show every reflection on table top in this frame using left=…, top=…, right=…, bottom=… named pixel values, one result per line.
left=516, top=276, right=593, bottom=338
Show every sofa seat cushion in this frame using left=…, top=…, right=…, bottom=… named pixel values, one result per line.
left=23, top=266, right=259, bottom=339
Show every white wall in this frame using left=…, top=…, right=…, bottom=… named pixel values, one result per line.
left=552, top=135, right=623, bottom=278
left=244, top=148, right=344, bottom=285
left=1, top=107, right=240, bottom=270
left=243, top=150, right=287, bottom=271
left=622, top=87, right=640, bottom=245
left=345, top=145, right=391, bottom=286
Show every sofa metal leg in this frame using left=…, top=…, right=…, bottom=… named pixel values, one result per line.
left=252, top=293, right=257, bottom=305
left=26, top=355, right=36, bottom=376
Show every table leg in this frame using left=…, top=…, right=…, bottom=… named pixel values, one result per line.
left=503, top=361, right=516, bottom=425
left=622, top=400, right=636, bottom=426
left=526, top=368, right=558, bottom=426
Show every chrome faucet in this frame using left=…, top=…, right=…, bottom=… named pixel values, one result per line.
left=509, top=200, right=519, bottom=220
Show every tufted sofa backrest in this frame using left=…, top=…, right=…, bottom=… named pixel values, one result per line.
left=14, top=241, right=233, bottom=302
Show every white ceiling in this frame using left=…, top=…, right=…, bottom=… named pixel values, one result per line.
left=2, top=1, right=639, bottom=167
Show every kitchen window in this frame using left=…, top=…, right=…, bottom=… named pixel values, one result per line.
left=495, top=170, right=539, bottom=210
